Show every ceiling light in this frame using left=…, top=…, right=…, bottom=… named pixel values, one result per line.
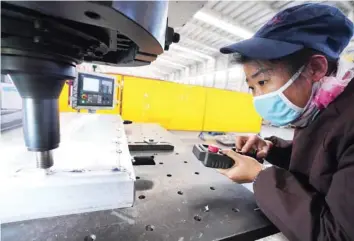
left=183, top=38, right=219, bottom=52
left=170, top=45, right=214, bottom=60
left=194, top=11, right=254, bottom=39
left=149, top=66, right=170, bottom=74
left=179, top=65, right=245, bottom=82
left=157, top=58, right=187, bottom=68
left=169, top=51, right=204, bottom=62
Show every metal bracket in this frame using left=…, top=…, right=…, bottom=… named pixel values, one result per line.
left=128, top=139, right=174, bottom=152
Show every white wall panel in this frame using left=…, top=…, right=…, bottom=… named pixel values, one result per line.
left=204, top=74, right=214, bottom=87
left=214, top=71, right=227, bottom=89
left=196, top=76, right=204, bottom=86
left=215, top=55, right=229, bottom=71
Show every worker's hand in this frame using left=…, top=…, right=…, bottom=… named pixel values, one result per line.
left=235, top=135, right=273, bottom=159
left=218, top=150, right=262, bottom=183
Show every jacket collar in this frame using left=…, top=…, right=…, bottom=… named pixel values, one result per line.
left=332, top=78, right=354, bottom=114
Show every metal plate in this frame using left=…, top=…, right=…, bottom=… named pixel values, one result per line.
left=128, top=142, right=174, bottom=152
left=0, top=113, right=135, bottom=223
left=1, top=123, right=277, bottom=241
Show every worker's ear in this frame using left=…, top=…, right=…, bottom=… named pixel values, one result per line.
left=306, top=55, right=328, bottom=83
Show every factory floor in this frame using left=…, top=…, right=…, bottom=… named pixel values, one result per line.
left=170, top=125, right=294, bottom=241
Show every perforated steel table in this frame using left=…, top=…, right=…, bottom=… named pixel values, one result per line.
left=1, top=123, right=277, bottom=241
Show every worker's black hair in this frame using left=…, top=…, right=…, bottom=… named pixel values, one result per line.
left=232, top=48, right=338, bottom=76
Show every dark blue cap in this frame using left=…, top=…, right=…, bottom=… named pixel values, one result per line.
left=220, top=3, right=354, bottom=60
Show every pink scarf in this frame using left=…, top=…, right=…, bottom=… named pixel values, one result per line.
left=292, top=58, right=354, bottom=127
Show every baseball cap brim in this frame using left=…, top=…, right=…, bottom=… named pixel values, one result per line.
left=220, top=37, right=304, bottom=59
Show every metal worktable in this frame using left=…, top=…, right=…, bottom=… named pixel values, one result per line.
left=1, top=122, right=277, bottom=241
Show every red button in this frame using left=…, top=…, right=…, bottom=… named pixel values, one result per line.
left=208, top=145, right=219, bottom=153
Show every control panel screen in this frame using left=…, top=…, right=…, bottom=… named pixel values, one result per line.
left=74, top=72, right=116, bottom=109
left=83, top=77, right=100, bottom=92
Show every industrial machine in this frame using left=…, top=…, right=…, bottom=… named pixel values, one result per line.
left=1, top=1, right=179, bottom=169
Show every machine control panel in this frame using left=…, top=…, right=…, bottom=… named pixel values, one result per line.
left=72, top=72, right=116, bottom=110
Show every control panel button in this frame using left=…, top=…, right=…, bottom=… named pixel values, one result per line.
left=208, top=145, right=219, bottom=153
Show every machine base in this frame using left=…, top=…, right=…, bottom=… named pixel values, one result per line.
left=0, top=169, right=134, bottom=223
left=1, top=123, right=278, bottom=241
left=0, top=113, right=135, bottom=223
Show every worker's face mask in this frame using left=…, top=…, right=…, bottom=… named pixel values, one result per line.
left=253, top=66, right=306, bottom=126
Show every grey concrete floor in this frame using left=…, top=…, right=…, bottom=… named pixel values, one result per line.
left=170, top=125, right=293, bottom=241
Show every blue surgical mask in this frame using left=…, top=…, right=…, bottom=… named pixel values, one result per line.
left=253, top=66, right=305, bottom=126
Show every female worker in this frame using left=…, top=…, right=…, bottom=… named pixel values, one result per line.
left=218, top=3, right=354, bottom=241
